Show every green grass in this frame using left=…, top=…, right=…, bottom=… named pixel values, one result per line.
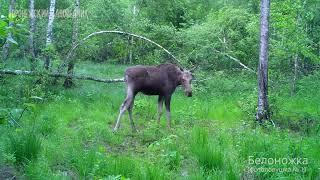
left=0, top=60, right=319, bottom=179
left=190, top=126, right=225, bottom=171
left=7, top=130, right=42, bottom=165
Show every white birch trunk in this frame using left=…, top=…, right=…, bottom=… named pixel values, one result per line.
left=291, top=55, right=299, bottom=96
left=44, top=0, right=56, bottom=70
left=64, top=0, right=80, bottom=87
left=129, top=36, right=133, bottom=64
left=256, top=0, right=270, bottom=122
left=127, top=4, right=138, bottom=64
left=29, top=0, right=36, bottom=70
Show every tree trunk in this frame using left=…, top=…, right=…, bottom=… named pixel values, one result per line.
left=128, top=36, right=133, bottom=64
left=291, top=54, right=299, bottom=96
left=64, top=0, right=80, bottom=88
left=125, top=36, right=133, bottom=64
left=2, top=0, right=16, bottom=61
left=256, top=0, right=270, bottom=122
left=29, top=0, right=36, bottom=70
left=127, top=4, right=138, bottom=64
left=44, top=0, right=56, bottom=70
left=291, top=3, right=303, bottom=96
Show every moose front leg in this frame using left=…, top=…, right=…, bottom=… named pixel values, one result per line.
left=157, top=96, right=164, bottom=125
left=164, top=95, right=172, bottom=128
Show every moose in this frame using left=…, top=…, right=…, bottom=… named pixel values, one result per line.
left=113, top=63, right=193, bottom=132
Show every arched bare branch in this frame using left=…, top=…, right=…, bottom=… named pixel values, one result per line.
left=58, top=30, right=181, bottom=74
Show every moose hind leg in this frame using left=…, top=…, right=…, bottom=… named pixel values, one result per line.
left=113, top=87, right=134, bottom=132
left=113, top=101, right=127, bottom=132
left=157, top=96, right=164, bottom=125
left=165, top=95, right=171, bottom=128
left=128, top=98, right=137, bottom=132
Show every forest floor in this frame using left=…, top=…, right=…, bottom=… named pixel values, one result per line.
left=0, top=61, right=319, bottom=179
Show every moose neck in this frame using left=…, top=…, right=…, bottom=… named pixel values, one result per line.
left=176, top=69, right=184, bottom=87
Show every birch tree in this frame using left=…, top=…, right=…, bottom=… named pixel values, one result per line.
left=44, top=0, right=56, bottom=70
left=291, top=55, right=299, bottom=96
left=64, top=0, right=80, bottom=88
left=2, top=0, right=16, bottom=61
left=127, top=4, right=138, bottom=64
left=256, top=0, right=270, bottom=122
left=29, top=0, right=36, bottom=70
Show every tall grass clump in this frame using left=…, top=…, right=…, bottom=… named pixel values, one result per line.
left=92, top=156, right=169, bottom=179
left=69, top=149, right=97, bottom=178
left=189, top=126, right=224, bottom=171
left=7, top=130, right=42, bottom=165
left=144, top=165, right=169, bottom=180
left=95, top=156, right=138, bottom=179
left=25, top=159, right=65, bottom=180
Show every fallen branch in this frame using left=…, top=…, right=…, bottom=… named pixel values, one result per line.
left=213, top=49, right=256, bottom=74
left=0, top=69, right=125, bottom=83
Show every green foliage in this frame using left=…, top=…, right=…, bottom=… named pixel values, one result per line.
left=89, top=155, right=169, bottom=179
left=149, top=134, right=182, bottom=170
left=25, top=160, right=64, bottom=180
left=0, top=12, right=28, bottom=49
left=190, top=127, right=224, bottom=171
left=176, top=6, right=258, bottom=69
left=42, top=44, right=56, bottom=57
left=0, top=63, right=319, bottom=179
left=0, top=18, right=8, bottom=39
left=269, top=0, right=320, bottom=74
left=2, top=0, right=318, bottom=74
left=0, top=16, right=11, bottom=47
left=1, top=0, right=320, bottom=179
left=271, top=71, right=320, bottom=134
left=6, top=130, right=42, bottom=165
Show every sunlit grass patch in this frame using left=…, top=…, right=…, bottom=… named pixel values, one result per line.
left=205, top=100, right=244, bottom=123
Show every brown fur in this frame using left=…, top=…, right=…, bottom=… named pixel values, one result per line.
left=113, top=63, right=193, bottom=132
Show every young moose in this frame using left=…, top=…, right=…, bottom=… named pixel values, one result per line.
left=113, top=63, right=193, bottom=132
